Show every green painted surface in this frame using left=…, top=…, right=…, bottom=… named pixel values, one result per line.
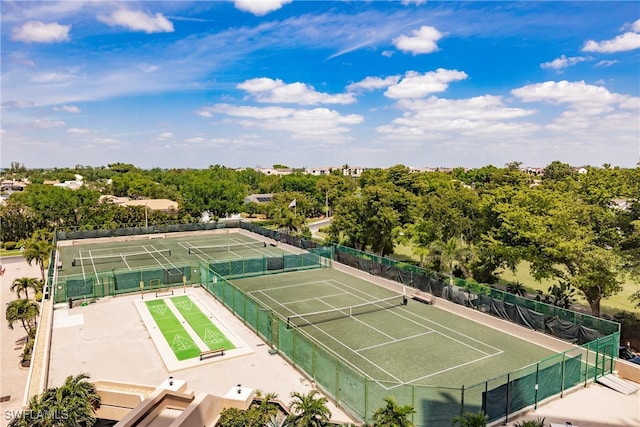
left=145, top=299, right=200, bottom=360
left=170, top=295, right=235, bottom=350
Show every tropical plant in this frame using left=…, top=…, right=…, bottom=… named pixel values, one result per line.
left=451, top=411, right=489, bottom=427
left=285, top=389, right=331, bottom=427
left=8, top=373, right=100, bottom=427
left=373, top=396, right=415, bottom=427
left=431, top=237, right=474, bottom=286
left=6, top=299, right=40, bottom=336
left=514, top=417, right=547, bottom=427
left=10, top=277, right=40, bottom=301
left=22, top=238, right=53, bottom=283
left=506, top=280, right=527, bottom=297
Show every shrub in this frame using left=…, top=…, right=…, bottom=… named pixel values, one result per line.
left=4, top=241, right=17, bottom=250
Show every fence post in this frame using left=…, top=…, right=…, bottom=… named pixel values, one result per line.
left=504, top=373, right=510, bottom=425
left=560, top=352, right=566, bottom=397
left=534, top=362, right=540, bottom=409
left=460, top=385, right=465, bottom=415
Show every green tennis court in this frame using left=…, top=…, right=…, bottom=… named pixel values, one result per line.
left=58, top=232, right=282, bottom=277
left=171, top=295, right=235, bottom=350
left=144, top=299, right=200, bottom=361
left=230, top=268, right=555, bottom=388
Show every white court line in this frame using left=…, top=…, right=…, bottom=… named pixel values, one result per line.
left=247, top=279, right=331, bottom=294
left=145, top=244, right=178, bottom=270
left=282, top=292, right=350, bottom=306
left=315, top=298, right=397, bottom=341
left=179, top=242, right=208, bottom=263
left=87, top=250, right=100, bottom=284
left=120, top=253, right=131, bottom=270
left=257, top=290, right=405, bottom=385
left=324, top=279, right=503, bottom=355
left=229, top=237, right=272, bottom=256
left=77, top=251, right=87, bottom=281
left=355, top=331, right=435, bottom=352
left=406, top=353, right=500, bottom=384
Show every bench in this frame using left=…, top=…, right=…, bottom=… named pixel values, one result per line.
left=412, top=294, right=434, bottom=305
left=155, top=288, right=174, bottom=297
left=57, top=261, right=63, bottom=270
left=200, top=348, right=225, bottom=360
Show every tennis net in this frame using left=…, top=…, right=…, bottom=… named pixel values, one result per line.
left=188, top=241, right=266, bottom=255
left=72, top=249, right=172, bottom=266
left=287, top=294, right=407, bottom=328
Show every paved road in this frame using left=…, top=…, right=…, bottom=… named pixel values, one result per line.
left=308, top=217, right=332, bottom=238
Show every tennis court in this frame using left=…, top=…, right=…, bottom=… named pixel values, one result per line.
left=52, top=231, right=288, bottom=302
left=230, top=268, right=555, bottom=389
left=58, top=232, right=280, bottom=277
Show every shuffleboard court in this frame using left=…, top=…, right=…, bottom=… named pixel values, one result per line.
left=171, top=295, right=235, bottom=351
left=145, top=299, right=200, bottom=360
left=229, top=268, right=556, bottom=388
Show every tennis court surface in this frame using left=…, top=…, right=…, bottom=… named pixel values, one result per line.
left=230, top=268, right=555, bottom=388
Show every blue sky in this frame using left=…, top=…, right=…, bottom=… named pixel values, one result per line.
left=1, top=1, right=639, bottom=169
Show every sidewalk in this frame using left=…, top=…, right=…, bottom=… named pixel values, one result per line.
left=0, top=257, right=41, bottom=426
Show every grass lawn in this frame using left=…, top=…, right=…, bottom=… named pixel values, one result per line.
left=0, top=249, right=23, bottom=257
left=391, top=244, right=639, bottom=316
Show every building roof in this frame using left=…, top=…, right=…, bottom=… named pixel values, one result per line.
left=122, top=199, right=179, bottom=211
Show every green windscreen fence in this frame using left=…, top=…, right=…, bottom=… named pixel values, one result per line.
left=53, top=263, right=199, bottom=303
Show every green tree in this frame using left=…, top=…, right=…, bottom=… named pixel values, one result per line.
left=23, top=239, right=52, bottom=283
left=0, top=198, right=37, bottom=242
left=506, top=281, right=527, bottom=297
left=10, top=277, right=40, bottom=301
left=285, top=390, right=331, bottom=427
left=9, top=373, right=101, bottom=427
left=452, top=411, right=488, bottom=427
left=373, top=396, right=415, bottom=427
left=430, top=237, right=474, bottom=286
left=6, top=299, right=40, bottom=336
left=514, top=417, right=547, bottom=427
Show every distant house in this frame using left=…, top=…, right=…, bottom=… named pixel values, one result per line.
left=255, top=167, right=293, bottom=176
left=0, top=180, right=28, bottom=192
left=304, top=166, right=339, bottom=176
left=100, top=195, right=179, bottom=213
left=609, top=198, right=633, bottom=212
left=122, top=199, right=179, bottom=213
left=573, top=167, right=589, bottom=174
left=244, top=193, right=274, bottom=204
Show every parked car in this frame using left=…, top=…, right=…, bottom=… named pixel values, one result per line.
left=618, top=346, right=640, bottom=365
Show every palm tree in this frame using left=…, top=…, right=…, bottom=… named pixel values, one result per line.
left=506, top=281, right=527, bottom=297
left=514, top=418, right=547, bottom=427
left=452, top=411, right=489, bottom=427
left=6, top=299, right=40, bottom=336
left=431, top=237, right=474, bottom=286
left=373, top=396, right=416, bottom=427
left=23, top=239, right=53, bottom=283
left=10, top=277, right=41, bottom=301
left=286, top=389, right=331, bottom=427
left=9, top=373, right=100, bottom=427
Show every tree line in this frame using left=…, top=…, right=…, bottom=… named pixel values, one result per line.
left=1, top=161, right=638, bottom=316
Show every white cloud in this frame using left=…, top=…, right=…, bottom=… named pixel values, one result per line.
left=234, top=0, right=292, bottom=16
left=595, top=60, right=619, bottom=67
left=97, top=8, right=174, bottom=33
left=512, top=80, right=632, bottom=116
left=208, top=104, right=363, bottom=140
left=157, top=132, right=174, bottom=140
left=377, top=95, right=537, bottom=139
left=54, top=105, right=81, bottom=113
left=67, top=128, right=92, bottom=134
left=393, top=26, right=443, bottom=54
left=184, top=137, right=206, bottom=143
left=32, top=119, right=65, bottom=129
left=401, top=0, right=427, bottom=5
left=237, top=78, right=356, bottom=105
left=347, top=76, right=400, bottom=92
left=12, top=21, right=70, bottom=43
left=540, top=55, right=588, bottom=70
left=583, top=32, right=640, bottom=53
left=139, top=64, right=159, bottom=73
left=384, top=69, right=467, bottom=99
left=631, top=19, right=640, bottom=33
